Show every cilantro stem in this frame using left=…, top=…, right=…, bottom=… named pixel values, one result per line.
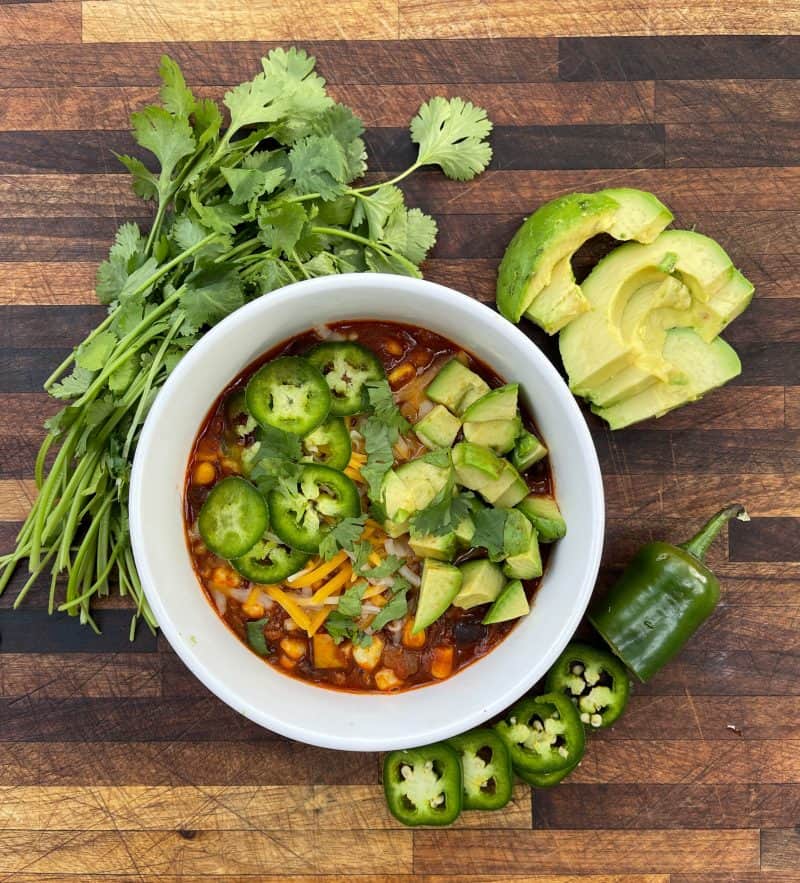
left=348, top=164, right=421, bottom=195
left=310, top=226, right=420, bottom=276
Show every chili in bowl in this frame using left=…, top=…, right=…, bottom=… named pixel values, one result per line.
left=130, top=274, right=604, bottom=750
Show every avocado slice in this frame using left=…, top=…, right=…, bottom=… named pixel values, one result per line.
left=413, top=559, right=463, bottom=633
left=382, top=458, right=452, bottom=523
left=463, top=416, right=521, bottom=455
left=559, top=230, right=753, bottom=396
left=461, top=384, right=519, bottom=422
left=454, top=514, right=476, bottom=547
left=511, top=430, right=548, bottom=472
left=497, top=188, right=673, bottom=331
left=453, top=443, right=527, bottom=507
left=517, top=494, right=567, bottom=542
left=414, top=404, right=462, bottom=450
left=503, top=508, right=533, bottom=557
left=409, top=529, right=458, bottom=562
left=593, top=327, right=741, bottom=429
left=503, top=530, right=543, bottom=580
left=452, top=559, right=506, bottom=610
left=482, top=580, right=530, bottom=625
left=426, top=359, right=490, bottom=416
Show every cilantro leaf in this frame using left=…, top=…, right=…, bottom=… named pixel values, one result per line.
left=257, top=424, right=302, bottom=461
left=258, top=202, right=309, bottom=255
left=158, top=54, right=196, bottom=118
left=49, top=366, right=96, bottom=401
left=471, top=508, right=509, bottom=561
left=383, top=206, right=438, bottom=265
left=412, top=491, right=474, bottom=538
left=75, top=331, right=118, bottom=372
left=289, top=133, right=348, bottom=200
left=410, top=96, right=493, bottom=181
left=318, top=514, right=368, bottom=561
left=366, top=379, right=410, bottom=436
left=337, top=580, right=367, bottom=618
left=360, top=417, right=396, bottom=503
left=325, top=610, right=370, bottom=646
left=221, top=165, right=286, bottom=205
left=364, top=247, right=422, bottom=278
left=370, top=588, right=408, bottom=631
left=352, top=184, right=404, bottom=241
left=115, top=154, right=159, bottom=202
left=181, top=264, right=244, bottom=332
left=130, top=105, right=196, bottom=200
left=360, top=555, right=404, bottom=580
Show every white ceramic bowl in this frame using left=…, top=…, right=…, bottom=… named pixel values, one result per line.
left=130, top=273, right=604, bottom=751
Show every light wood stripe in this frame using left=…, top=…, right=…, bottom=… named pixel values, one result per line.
left=0, top=261, right=97, bottom=305
left=0, top=783, right=530, bottom=830
left=398, top=0, right=800, bottom=37
left=0, top=827, right=412, bottom=876
left=0, top=876, right=673, bottom=883
left=82, top=0, right=399, bottom=42
left=414, top=829, right=759, bottom=875
left=0, top=2, right=81, bottom=45
left=0, top=479, right=36, bottom=521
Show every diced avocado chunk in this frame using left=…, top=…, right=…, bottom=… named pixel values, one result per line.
left=493, top=465, right=529, bottom=508
left=414, top=404, right=461, bottom=450
left=461, top=384, right=519, bottom=422
left=517, top=494, right=567, bottom=542
left=593, top=327, right=741, bottom=429
left=454, top=514, right=476, bottom=547
left=503, top=530, right=543, bottom=580
left=452, top=559, right=507, bottom=610
left=463, top=416, right=521, bottom=455
left=503, top=508, right=533, bottom=558
left=382, top=458, right=452, bottom=523
left=482, top=580, right=530, bottom=624
left=384, top=517, right=410, bottom=538
left=497, top=188, right=673, bottom=329
left=413, top=559, right=463, bottom=633
left=512, top=430, right=547, bottom=472
left=453, top=443, right=526, bottom=506
left=426, top=359, right=490, bottom=416
left=409, top=529, right=458, bottom=562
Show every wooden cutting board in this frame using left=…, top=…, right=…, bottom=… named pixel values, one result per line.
left=1, top=2, right=798, bottom=880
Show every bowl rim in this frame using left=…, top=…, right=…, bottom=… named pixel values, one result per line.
left=130, top=273, right=604, bottom=750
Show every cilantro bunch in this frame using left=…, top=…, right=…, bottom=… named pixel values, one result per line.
left=0, top=48, right=492, bottom=636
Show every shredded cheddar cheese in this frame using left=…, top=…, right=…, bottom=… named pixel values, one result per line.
left=306, top=607, right=331, bottom=637
left=264, top=586, right=311, bottom=631
left=310, top=564, right=354, bottom=605
left=290, top=550, right=348, bottom=588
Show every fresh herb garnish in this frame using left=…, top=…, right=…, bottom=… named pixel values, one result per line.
left=0, top=48, right=492, bottom=636
left=336, top=580, right=367, bottom=618
left=318, top=514, right=368, bottom=561
left=245, top=616, right=271, bottom=656
left=370, top=588, right=409, bottom=631
left=360, top=555, right=404, bottom=580
left=471, top=508, right=509, bottom=561
left=325, top=610, right=372, bottom=647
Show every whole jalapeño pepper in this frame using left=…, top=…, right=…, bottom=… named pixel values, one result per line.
left=589, top=504, right=748, bottom=682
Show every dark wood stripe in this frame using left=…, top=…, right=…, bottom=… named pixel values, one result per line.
left=667, top=123, right=800, bottom=167
left=1, top=305, right=104, bottom=347
left=729, top=517, right=800, bottom=562
left=534, top=784, right=800, bottom=829
left=0, top=39, right=559, bottom=89
left=0, top=740, right=379, bottom=785
left=762, top=829, right=800, bottom=872
left=0, top=349, right=70, bottom=392
left=559, top=36, right=800, bottom=81
left=0, top=609, right=157, bottom=652
left=0, top=217, right=148, bottom=260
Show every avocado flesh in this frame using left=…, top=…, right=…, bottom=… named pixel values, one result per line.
left=382, top=459, right=452, bottom=523
left=497, top=188, right=673, bottom=328
left=560, top=230, right=753, bottom=395
left=483, top=580, right=530, bottom=625
left=517, top=494, right=567, bottom=542
left=512, top=430, right=548, bottom=472
left=461, top=384, right=519, bottom=422
left=463, top=417, right=521, bottom=454
left=413, top=560, right=463, bottom=633
left=426, top=359, right=490, bottom=415
left=593, top=327, right=741, bottom=429
left=414, top=404, right=461, bottom=449
left=503, top=536, right=543, bottom=580
left=409, top=529, right=457, bottom=562
left=452, top=559, right=506, bottom=609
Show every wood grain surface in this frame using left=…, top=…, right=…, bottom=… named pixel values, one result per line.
left=0, top=2, right=798, bottom=880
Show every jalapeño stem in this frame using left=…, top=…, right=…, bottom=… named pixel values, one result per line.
left=679, top=504, right=749, bottom=562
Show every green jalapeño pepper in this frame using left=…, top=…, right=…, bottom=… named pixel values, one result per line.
left=447, top=728, right=513, bottom=811
left=545, top=642, right=630, bottom=730
left=589, top=503, right=748, bottom=682
left=269, top=464, right=361, bottom=553
left=514, top=757, right=580, bottom=788
left=495, top=691, right=585, bottom=776
left=383, top=743, right=463, bottom=826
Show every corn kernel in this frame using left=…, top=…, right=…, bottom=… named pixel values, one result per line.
left=353, top=635, right=384, bottom=671
left=430, top=645, right=454, bottom=680
left=242, top=599, right=265, bottom=619
left=280, top=636, right=307, bottom=660
left=385, top=338, right=404, bottom=356
left=402, top=618, right=426, bottom=649
left=279, top=654, right=297, bottom=670
left=192, top=461, right=217, bottom=486
left=212, top=566, right=240, bottom=589
left=388, top=363, right=415, bottom=387
left=374, top=667, right=404, bottom=691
